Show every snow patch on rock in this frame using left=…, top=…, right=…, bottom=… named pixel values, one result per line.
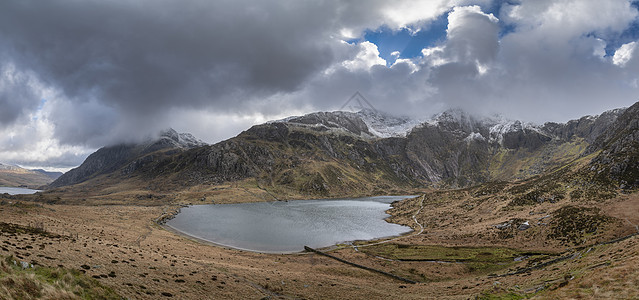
left=464, top=132, right=486, bottom=142
left=356, top=109, right=424, bottom=138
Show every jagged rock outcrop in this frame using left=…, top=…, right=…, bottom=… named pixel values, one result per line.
left=588, top=102, right=639, bottom=188
left=543, top=108, right=625, bottom=144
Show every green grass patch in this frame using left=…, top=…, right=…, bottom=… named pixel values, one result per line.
left=360, top=244, right=549, bottom=263
left=360, top=244, right=554, bottom=275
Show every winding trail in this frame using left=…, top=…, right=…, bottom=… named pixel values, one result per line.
left=352, top=194, right=425, bottom=251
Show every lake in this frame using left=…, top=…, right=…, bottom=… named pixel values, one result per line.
left=0, top=187, right=41, bottom=195
left=166, top=195, right=415, bottom=253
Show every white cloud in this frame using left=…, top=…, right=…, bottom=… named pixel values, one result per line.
left=445, top=5, right=500, bottom=65
left=377, top=0, right=493, bottom=30
left=0, top=99, right=93, bottom=171
left=391, top=58, right=419, bottom=73
left=421, top=46, right=448, bottom=67
left=613, top=42, right=638, bottom=66
left=503, top=0, right=638, bottom=39
left=342, top=41, right=387, bottom=71
left=380, top=1, right=451, bottom=29
left=336, top=0, right=493, bottom=38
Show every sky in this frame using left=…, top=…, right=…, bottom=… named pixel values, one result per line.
left=1, top=0, right=639, bottom=171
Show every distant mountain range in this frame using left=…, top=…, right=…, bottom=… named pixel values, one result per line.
left=31, top=169, right=64, bottom=180
left=47, top=102, right=639, bottom=201
left=0, top=163, right=63, bottom=189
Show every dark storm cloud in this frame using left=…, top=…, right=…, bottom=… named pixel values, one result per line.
left=0, top=0, right=468, bottom=149
left=48, top=99, right=118, bottom=146
left=2, top=0, right=639, bottom=171
left=0, top=0, right=471, bottom=169
left=0, top=65, right=42, bottom=125
left=0, top=0, right=336, bottom=114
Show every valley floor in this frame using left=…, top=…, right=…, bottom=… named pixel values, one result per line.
left=1, top=192, right=639, bottom=299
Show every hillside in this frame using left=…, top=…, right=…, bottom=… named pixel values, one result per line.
left=46, top=105, right=627, bottom=202
left=49, top=129, right=206, bottom=189
left=0, top=163, right=59, bottom=189
left=31, top=169, right=63, bottom=180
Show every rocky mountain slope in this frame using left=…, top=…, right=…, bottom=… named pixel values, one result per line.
left=0, top=163, right=60, bottom=188
left=49, top=129, right=207, bottom=188
left=589, top=103, right=639, bottom=189
left=448, top=101, right=639, bottom=212
left=47, top=103, right=635, bottom=201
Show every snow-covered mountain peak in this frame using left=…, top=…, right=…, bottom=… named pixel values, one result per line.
left=270, top=109, right=421, bottom=138
left=153, top=128, right=207, bottom=150
left=0, top=162, right=21, bottom=171
left=273, top=111, right=374, bottom=138
left=433, top=108, right=473, bottom=123
left=269, top=108, right=553, bottom=143
left=356, top=109, right=424, bottom=138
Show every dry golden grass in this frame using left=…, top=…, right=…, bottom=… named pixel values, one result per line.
left=2, top=187, right=639, bottom=299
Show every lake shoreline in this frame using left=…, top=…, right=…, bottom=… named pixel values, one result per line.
left=162, top=223, right=306, bottom=255
left=0, top=186, right=41, bottom=195
left=162, top=195, right=418, bottom=254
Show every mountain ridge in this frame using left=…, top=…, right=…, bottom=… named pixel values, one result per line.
left=46, top=104, right=632, bottom=201
left=0, top=163, right=60, bottom=188
left=49, top=128, right=207, bottom=188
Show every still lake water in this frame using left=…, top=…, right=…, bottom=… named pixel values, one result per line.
left=166, top=195, right=415, bottom=253
left=0, top=187, right=40, bottom=195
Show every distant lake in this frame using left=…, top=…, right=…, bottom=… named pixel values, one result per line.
left=0, top=187, right=40, bottom=195
left=166, top=196, right=415, bottom=253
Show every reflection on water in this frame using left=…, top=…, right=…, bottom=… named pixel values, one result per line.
left=167, top=196, right=414, bottom=253
left=0, top=187, right=40, bottom=195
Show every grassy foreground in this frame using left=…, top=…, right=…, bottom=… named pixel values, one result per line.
left=2, top=180, right=639, bottom=298
left=0, top=255, right=120, bottom=299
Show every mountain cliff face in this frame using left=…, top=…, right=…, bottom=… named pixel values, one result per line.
left=588, top=102, right=639, bottom=189
left=49, top=129, right=207, bottom=188
left=399, top=108, right=625, bottom=186
left=47, top=104, right=634, bottom=200
left=118, top=121, right=424, bottom=197
left=414, top=103, right=639, bottom=210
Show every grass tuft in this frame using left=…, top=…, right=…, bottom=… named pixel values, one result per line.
left=0, top=255, right=120, bottom=300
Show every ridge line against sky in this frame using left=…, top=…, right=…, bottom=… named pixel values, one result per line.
left=1, top=0, right=639, bottom=171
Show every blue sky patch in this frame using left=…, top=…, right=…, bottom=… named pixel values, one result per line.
left=358, top=2, right=519, bottom=64
left=597, top=1, right=639, bottom=56
left=362, top=13, right=448, bottom=64
left=357, top=0, right=638, bottom=63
